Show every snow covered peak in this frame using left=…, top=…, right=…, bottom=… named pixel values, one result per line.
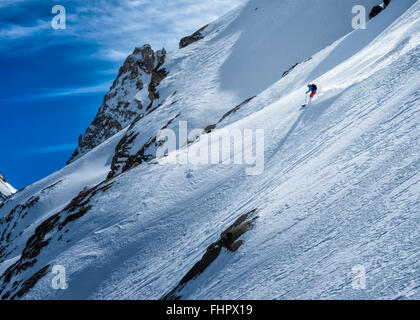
left=0, top=172, right=16, bottom=203
left=68, top=44, right=167, bottom=163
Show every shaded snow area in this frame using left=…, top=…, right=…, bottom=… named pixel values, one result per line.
left=0, top=0, right=419, bottom=300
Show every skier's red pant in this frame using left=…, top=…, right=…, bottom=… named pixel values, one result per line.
left=310, top=91, right=317, bottom=98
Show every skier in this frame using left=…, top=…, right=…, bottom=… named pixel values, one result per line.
left=303, top=83, right=317, bottom=106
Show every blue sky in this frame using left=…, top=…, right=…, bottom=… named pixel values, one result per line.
left=0, top=0, right=244, bottom=189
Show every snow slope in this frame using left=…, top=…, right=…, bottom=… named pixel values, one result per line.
left=76, top=0, right=381, bottom=177
left=0, top=0, right=419, bottom=300
left=0, top=128, right=125, bottom=274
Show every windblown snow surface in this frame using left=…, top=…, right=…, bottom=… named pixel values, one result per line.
left=0, top=0, right=419, bottom=300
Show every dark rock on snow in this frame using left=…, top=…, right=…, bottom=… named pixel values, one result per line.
left=369, top=0, right=391, bottom=20
left=179, top=25, right=208, bottom=49
left=162, top=209, right=258, bottom=300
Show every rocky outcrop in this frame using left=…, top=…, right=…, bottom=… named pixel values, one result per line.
left=107, top=113, right=181, bottom=179
left=7, top=265, right=50, bottom=300
left=369, top=5, right=384, bottom=19
left=162, top=209, right=258, bottom=300
left=68, top=45, right=168, bottom=163
left=179, top=25, right=208, bottom=49
left=0, top=196, right=40, bottom=260
left=147, top=50, right=168, bottom=110
left=369, top=1, right=391, bottom=20
left=0, top=180, right=114, bottom=299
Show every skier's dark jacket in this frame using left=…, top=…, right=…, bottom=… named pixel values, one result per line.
left=306, top=84, right=317, bottom=93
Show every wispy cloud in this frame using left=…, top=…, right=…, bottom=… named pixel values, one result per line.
left=0, top=82, right=112, bottom=102
left=0, top=0, right=246, bottom=60
left=0, top=0, right=28, bottom=9
left=0, top=83, right=110, bottom=104
left=0, top=20, right=50, bottom=39
left=15, top=143, right=77, bottom=157
left=43, top=83, right=112, bottom=97
left=98, top=48, right=131, bottom=62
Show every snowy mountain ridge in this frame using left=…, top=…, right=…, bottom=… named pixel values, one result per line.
left=0, top=173, right=16, bottom=204
left=0, top=0, right=419, bottom=300
left=68, top=45, right=167, bottom=163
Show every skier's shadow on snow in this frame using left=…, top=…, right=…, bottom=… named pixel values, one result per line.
left=275, top=94, right=340, bottom=153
